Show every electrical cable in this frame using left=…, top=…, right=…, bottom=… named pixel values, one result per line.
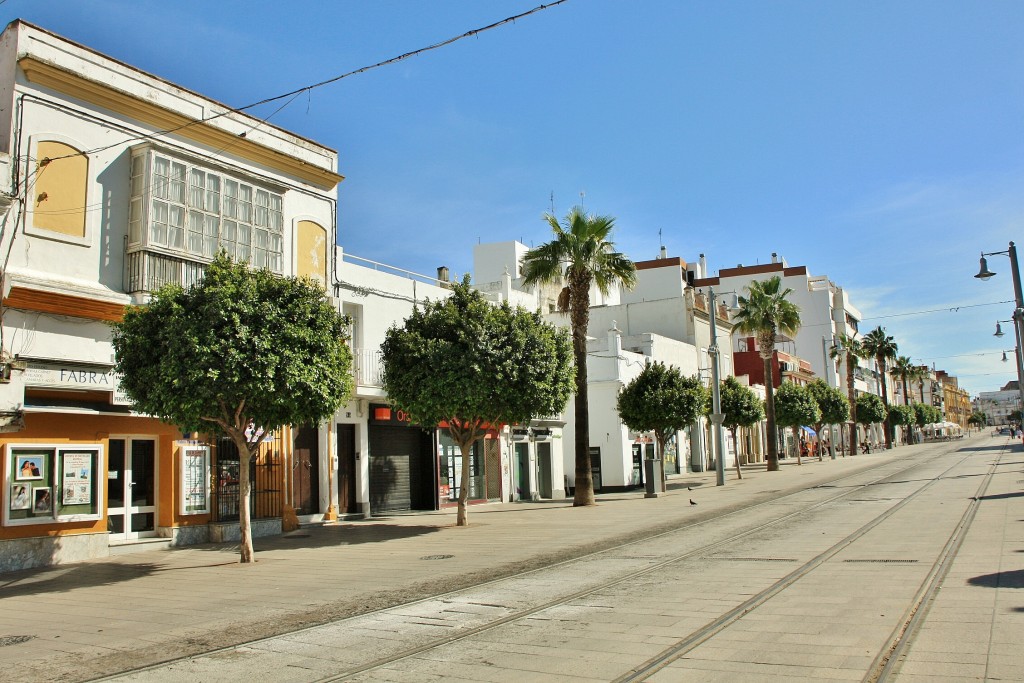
left=32, top=1, right=571, bottom=166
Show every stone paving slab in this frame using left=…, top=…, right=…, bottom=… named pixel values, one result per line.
left=0, top=434, right=1019, bottom=683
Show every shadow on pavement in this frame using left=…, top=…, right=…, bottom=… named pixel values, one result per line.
left=968, top=568, right=1024, bottom=589
left=979, top=491, right=1024, bottom=501
left=0, top=561, right=164, bottom=598
left=256, top=522, right=442, bottom=551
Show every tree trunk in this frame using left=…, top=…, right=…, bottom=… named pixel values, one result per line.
left=902, top=377, right=914, bottom=444
left=761, top=345, right=779, bottom=472
left=457, top=436, right=472, bottom=527
left=847, top=357, right=858, bottom=456
left=815, top=422, right=824, bottom=461
left=878, top=357, right=892, bottom=450
left=731, top=427, right=743, bottom=480
left=229, top=430, right=256, bottom=563
left=570, top=275, right=594, bottom=506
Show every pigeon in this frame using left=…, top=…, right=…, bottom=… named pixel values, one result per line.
left=690, top=499, right=697, bottom=506
left=687, top=486, right=693, bottom=491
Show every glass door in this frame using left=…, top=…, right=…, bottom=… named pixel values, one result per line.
left=107, top=438, right=157, bottom=541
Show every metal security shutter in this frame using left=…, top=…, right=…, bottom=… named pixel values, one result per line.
left=368, top=426, right=418, bottom=514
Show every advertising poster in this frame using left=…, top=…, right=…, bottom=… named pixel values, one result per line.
left=182, top=446, right=209, bottom=514
left=62, top=452, right=93, bottom=505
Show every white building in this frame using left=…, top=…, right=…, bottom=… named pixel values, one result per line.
left=0, top=21, right=341, bottom=570
left=976, top=382, right=1021, bottom=426
left=693, top=253, right=899, bottom=450
left=331, top=249, right=568, bottom=514
left=474, top=243, right=740, bottom=490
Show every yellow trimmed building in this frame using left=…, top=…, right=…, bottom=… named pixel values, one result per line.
left=0, top=20, right=342, bottom=571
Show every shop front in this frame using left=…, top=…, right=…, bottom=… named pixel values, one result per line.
left=367, top=404, right=436, bottom=515
left=0, top=359, right=291, bottom=571
left=0, top=407, right=182, bottom=572
left=438, top=430, right=498, bottom=506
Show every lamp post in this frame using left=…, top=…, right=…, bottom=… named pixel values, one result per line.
left=705, top=287, right=738, bottom=487
left=976, top=241, right=1024, bottom=427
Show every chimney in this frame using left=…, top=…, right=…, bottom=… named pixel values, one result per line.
left=437, top=266, right=449, bottom=282
left=771, top=252, right=779, bottom=264
left=699, top=253, right=707, bottom=280
left=609, top=321, right=622, bottom=356
left=659, top=245, right=667, bottom=260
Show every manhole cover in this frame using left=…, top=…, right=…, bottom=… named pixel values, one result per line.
left=843, top=559, right=918, bottom=564
left=0, top=635, right=34, bottom=647
left=420, top=554, right=454, bottom=560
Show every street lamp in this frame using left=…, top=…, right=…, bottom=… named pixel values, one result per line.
left=976, top=241, right=1024, bottom=421
left=704, top=287, right=738, bottom=487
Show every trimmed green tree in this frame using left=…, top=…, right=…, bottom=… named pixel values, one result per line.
left=857, top=393, right=887, bottom=452
left=618, top=362, right=709, bottom=485
left=773, top=382, right=821, bottom=465
left=380, top=280, right=573, bottom=526
left=733, top=276, right=801, bottom=472
left=806, top=379, right=850, bottom=460
left=913, top=402, right=943, bottom=436
left=888, top=404, right=916, bottom=444
left=718, top=376, right=764, bottom=479
left=521, top=206, right=636, bottom=507
left=111, top=253, right=354, bottom=563
left=968, top=411, right=987, bottom=428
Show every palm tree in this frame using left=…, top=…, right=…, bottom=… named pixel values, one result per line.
left=862, top=326, right=898, bottom=450
left=733, top=276, right=801, bottom=471
left=831, top=333, right=865, bottom=456
left=891, top=355, right=917, bottom=444
left=891, top=355, right=916, bottom=406
left=521, top=206, right=636, bottom=506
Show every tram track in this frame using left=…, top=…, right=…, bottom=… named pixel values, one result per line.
left=92, top=440, right=982, bottom=682
left=614, top=442, right=1002, bottom=682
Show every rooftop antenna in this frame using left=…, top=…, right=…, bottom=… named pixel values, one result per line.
left=549, top=191, right=555, bottom=215
left=659, top=228, right=663, bottom=249
left=579, top=190, right=585, bottom=210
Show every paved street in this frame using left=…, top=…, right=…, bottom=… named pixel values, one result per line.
left=0, top=433, right=1020, bottom=683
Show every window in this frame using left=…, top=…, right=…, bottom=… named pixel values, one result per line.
left=3, top=445, right=103, bottom=525
left=129, top=149, right=284, bottom=272
left=31, top=140, right=89, bottom=241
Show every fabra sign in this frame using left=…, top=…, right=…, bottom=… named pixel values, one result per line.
left=24, top=363, right=133, bottom=405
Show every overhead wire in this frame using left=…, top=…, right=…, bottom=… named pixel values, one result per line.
left=30, top=1, right=571, bottom=167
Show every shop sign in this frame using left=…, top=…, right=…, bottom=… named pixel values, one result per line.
left=369, top=403, right=414, bottom=426
left=24, top=362, right=133, bottom=405
left=24, top=363, right=116, bottom=390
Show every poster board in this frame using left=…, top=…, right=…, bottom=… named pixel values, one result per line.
left=178, top=443, right=210, bottom=515
left=4, top=445, right=103, bottom=526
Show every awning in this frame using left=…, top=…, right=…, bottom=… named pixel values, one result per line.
left=800, top=426, right=817, bottom=436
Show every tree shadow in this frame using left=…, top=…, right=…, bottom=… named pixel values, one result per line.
left=253, top=522, right=442, bottom=551
left=968, top=568, right=1024, bottom=589
left=0, top=561, right=163, bottom=599
left=980, top=491, right=1024, bottom=501
left=0, top=523, right=443, bottom=598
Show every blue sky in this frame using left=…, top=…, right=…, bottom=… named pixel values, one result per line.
left=5, top=1, right=1024, bottom=396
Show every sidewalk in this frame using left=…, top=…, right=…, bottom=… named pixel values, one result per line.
left=0, top=436, right=1007, bottom=682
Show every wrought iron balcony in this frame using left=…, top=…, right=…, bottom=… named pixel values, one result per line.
left=352, top=348, right=383, bottom=387
left=126, top=249, right=207, bottom=295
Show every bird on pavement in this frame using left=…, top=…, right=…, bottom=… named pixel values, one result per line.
left=690, top=499, right=697, bottom=506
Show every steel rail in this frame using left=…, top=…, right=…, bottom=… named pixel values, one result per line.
left=87, top=443, right=964, bottom=683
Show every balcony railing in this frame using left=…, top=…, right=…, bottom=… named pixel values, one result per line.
left=126, top=249, right=207, bottom=294
left=353, top=348, right=383, bottom=387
